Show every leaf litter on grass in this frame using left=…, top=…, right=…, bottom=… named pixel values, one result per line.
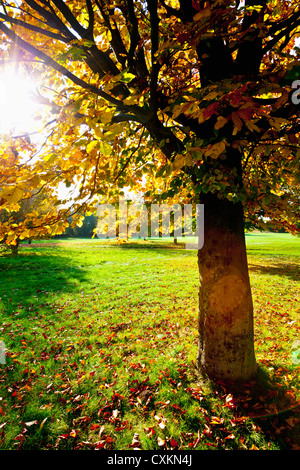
left=0, top=234, right=299, bottom=449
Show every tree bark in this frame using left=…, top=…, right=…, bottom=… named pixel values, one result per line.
left=10, top=243, right=19, bottom=255
left=197, top=192, right=257, bottom=382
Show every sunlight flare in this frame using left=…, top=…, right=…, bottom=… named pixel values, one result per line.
left=0, top=67, right=40, bottom=134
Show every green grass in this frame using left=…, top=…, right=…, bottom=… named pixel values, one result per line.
left=0, top=232, right=299, bottom=450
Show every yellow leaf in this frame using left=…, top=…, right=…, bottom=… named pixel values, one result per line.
left=39, top=417, right=48, bottom=430
left=205, top=141, right=226, bottom=159
left=86, top=140, right=99, bottom=154
left=214, top=116, right=228, bottom=130
left=173, top=152, right=193, bottom=169
left=210, top=416, right=224, bottom=425
left=120, top=72, right=135, bottom=83
left=193, top=5, right=211, bottom=21
left=3, top=186, right=25, bottom=205
left=43, top=153, right=56, bottom=163
left=204, top=91, right=218, bottom=101
left=245, top=120, right=261, bottom=133
left=172, top=103, right=186, bottom=119
left=231, top=111, right=243, bottom=133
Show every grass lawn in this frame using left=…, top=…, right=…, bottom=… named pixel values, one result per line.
left=0, top=232, right=299, bottom=450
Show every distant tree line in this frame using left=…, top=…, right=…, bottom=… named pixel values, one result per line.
left=55, top=214, right=98, bottom=239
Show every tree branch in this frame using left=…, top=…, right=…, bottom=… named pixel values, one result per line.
left=114, top=128, right=145, bottom=183
left=268, top=7, right=300, bottom=35
left=263, top=11, right=300, bottom=55
left=50, top=0, right=87, bottom=38
left=25, top=0, right=75, bottom=39
left=160, top=0, right=182, bottom=19
left=86, top=0, right=95, bottom=37
left=0, top=12, right=70, bottom=43
left=0, top=21, right=126, bottom=108
left=126, top=0, right=149, bottom=78
left=94, top=0, right=128, bottom=67
left=147, top=0, right=160, bottom=112
left=234, top=0, right=265, bottom=76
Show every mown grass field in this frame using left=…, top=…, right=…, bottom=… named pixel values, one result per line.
left=0, top=232, right=299, bottom=450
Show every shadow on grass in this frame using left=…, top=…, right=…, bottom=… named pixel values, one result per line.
left=22, top=238, right=195, bottom=253
left=0, top=250, right=89, bottom=317
left=103, top=241, right=199, bottom=254
left=248, top=262, right=300, bottom=282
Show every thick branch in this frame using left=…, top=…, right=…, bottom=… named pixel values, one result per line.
left=0, top=12, right=70, bottom=42
left=147, top=0, right=160, bottom=112
left=145, top=116, right=185, bottom=162
left=268, top=7, right=300, bottom=35
left=263, top=11, right=300, bottom=55
left=86, top=0, right=95, bottom=37
left=126, top=0, right=149, bottom=78
left=234, top=0, right=265, bottom=76
left=25, top=0, right=75, bottom=38
left=50, top=0, right=87, bottom=38
left=94, top=0, right=128, bottom=67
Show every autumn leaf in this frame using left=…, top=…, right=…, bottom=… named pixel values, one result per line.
left=231, top=111, right=243, bottom=134
left=170, top=438, right=179, bottom=448
left=214, top=116, right=228, bottom=130
left=0, top=0, right=299, bottom=410
left=193, top=4, right=211, bottom=21
left=205, top=141, right=226, bottom=159
left=210, top=416, right=224, bottom=425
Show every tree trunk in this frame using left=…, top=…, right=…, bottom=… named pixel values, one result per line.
left=197, top=192, right=257, bottom=382
left=10, top=242, right=19, bottom=256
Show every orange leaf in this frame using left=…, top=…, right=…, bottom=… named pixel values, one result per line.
left=210, top=416, right=224, bottom=425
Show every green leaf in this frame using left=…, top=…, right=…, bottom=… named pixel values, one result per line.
left=120, top=72, right=136, bottom=83
left=285, top=66, right=300, bottom=81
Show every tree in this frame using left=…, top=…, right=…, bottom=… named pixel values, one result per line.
left=59, top=213, right=98, bottom=237
left=0, top=0, right=299, bottom=381
left=0, top=188, right=65, bottom=254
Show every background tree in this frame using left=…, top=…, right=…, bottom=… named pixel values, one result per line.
left=0, top=187, right=65, bottom=254
left=58, top=213, right=97, bottom=237
left=0, top=0, right=299, bottom=381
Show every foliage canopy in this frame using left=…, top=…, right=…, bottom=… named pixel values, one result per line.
left=0, top=0, right=299, bottom=243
